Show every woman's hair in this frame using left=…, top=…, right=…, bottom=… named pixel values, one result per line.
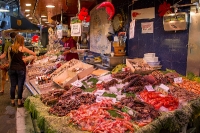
left=12, top=34, right=24, bottom=53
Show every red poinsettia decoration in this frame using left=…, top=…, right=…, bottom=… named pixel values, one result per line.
left=158, top=1, right=172, bottom=17
left=78, top=7, right=91, bottom=22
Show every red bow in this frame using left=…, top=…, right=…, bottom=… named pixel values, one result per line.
left=158, top=1, right=172, bottom=17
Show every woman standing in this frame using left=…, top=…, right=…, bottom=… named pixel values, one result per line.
left=0, top=32, right=17, bottom=94
left=8, top=34, right=36, bottom=107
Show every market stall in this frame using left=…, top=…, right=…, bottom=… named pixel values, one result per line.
left=24, top=57, right=200, bottom=133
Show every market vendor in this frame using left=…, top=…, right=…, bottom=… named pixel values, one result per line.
left=62, top=36, right=79, bottom=61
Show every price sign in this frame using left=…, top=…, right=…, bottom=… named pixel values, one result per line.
left=96, top=96, right=116, bottom=103
left=94, top=90, right=105, bottom=96
left=71, top=80, right=83, bottom=87
left=174, top=77, right=183, bottom=83
left=159, top=84, right=169, bottom=92
left=145, top=85, right=155, bottom=92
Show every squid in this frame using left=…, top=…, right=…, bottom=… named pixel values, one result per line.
left=96, top=2, right=115, bottom=20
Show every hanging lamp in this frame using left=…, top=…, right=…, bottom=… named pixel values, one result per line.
left=0, top=1, right=9, bottom=12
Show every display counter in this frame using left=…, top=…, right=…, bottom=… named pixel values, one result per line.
left=25, top=79, right=61, bottom=95
left=24, top=57, right=200, bottom=133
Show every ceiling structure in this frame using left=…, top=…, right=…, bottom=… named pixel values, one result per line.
left=1, top=0, right=97, bottom=26
left=19, top=0, right=97, bottom=26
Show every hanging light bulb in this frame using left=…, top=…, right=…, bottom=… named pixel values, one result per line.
left=0, top=1, right=9, bottom=12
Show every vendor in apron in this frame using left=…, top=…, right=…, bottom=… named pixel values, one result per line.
left=62, top=36, right=79, bottom=61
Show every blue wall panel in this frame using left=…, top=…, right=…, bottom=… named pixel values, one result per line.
left=109, top=0, right=190, bottom=75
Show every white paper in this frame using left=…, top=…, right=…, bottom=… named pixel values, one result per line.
left=96, top=96, right=116, bottom=103
left=159, top=84, right=169, bottom=92
left=129, top=19, right=135, bottom=39
left=71, top=80, right=83, bottom=87
left=94, top=90, right=105, bottom=96
left=131, top=7, right=155, bottom=20
left=145, top=85, right=155, bottom=91
left=174, top=77, right=183, bottom=83
left=57, top=30, right=62, bottom=39
left=141, top=22, right=154, bottom=34
left=71, top=23, right=81, bottom=36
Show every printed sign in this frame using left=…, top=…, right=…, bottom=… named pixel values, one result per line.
left=174, top=77, right=183, bottom=83
left=71, top=80, right=83, bottom=87
left=141, top=22, right=154, bottom=33
left=94, top=90, right=105, bottom=96
left=159, top=84, right=169, bottom=92
left=145, top=85, right=155, bottom=92
left=71, top=23, right=81, bottom=36
left=131, top=7, right=155, bottom=20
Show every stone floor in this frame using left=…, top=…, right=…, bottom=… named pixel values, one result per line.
left=0, top=77, right=16, bottom=133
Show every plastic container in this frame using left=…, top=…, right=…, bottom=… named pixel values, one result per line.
left=144, top=53, right=155, bottom=57
left=143, top=57, right=158, bottom=62
left=147, top=61, right=160, bottom=66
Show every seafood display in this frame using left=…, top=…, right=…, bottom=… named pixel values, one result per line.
left=69, top=100, right=134, bottom=133
left=117, top=97, right=159, bottom=126
left=140, top=90, right=179, bottom=111
left=49, top=93, right=96, bottom=116
left=102, top=79, right=118, bottom=90
left=168, top=85, right=199, bottom=103
left=40, top=89, right=66, bottom=105
left=175, top=78, right=200, bottom=95
left=126, top=58, right=155, bottom=73
left=25, top=57, right=200, bottom=133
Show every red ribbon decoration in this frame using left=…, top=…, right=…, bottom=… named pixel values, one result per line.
left=96, top=2, right=115, bottom=20
left=158, top=1, right=172, bottom=17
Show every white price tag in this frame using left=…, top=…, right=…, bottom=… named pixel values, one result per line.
left=71, top=80, right=83, bottom=87
left=94, top=90, right=105, bottom=96
left=159, top=84, right=169, bottom=92
left=145, top=85, right=155, bottom=92
left=96, top=96, right=116, bottom=103
left=174, top=77, right=182, bottom=83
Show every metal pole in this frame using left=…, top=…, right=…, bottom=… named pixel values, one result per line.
left=39, top=17, right=42, bottom=45
left=61, top=9, right=63, bottom=25
left=78, top=0, right=81, bottom=13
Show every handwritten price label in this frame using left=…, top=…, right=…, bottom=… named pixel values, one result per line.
left=94, top=90, right=105, bottom=96
left=145, top=85, right=155, bottom=92
left=174, top=77, right=183, bottom=83
left=71, top=80, right=83, bottom=87
left=159, top=84, right=169, bottom=92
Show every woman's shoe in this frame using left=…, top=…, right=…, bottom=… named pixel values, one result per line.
left=11, top=102, right=15, bottom=107
left=17, top=103, right=24, bottom=108
left=0, top=90, right=4, bottom=94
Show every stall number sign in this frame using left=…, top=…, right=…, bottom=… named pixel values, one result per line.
left=174, top=77, right=182, bottom=83
left=164, top=14, right=185, bottom=22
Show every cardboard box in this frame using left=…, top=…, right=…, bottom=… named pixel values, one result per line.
left=53, top=70, right=78, bottom=88
left=51, top=59, right=81, bottom=78
left=126, top=59, right=136, bottom=73
left=68, top=62, right=94, bottom=79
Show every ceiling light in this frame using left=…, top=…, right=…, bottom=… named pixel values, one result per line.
left=0, top=1, right=10, bottom=12
left=26, top=14, right=30, bottom=17
left=25, top=9, right=30, bottom=12
left=26, top=4, right=31, bottom=6
left=42, top=18, right=47, bottom=21
left=45, top=22, right=49, bottom=23
left=29, top=17, right=33, bottom=19
left=41, top=15, right=47, bottom=18
left=46, top=5, right=55, bottom=8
